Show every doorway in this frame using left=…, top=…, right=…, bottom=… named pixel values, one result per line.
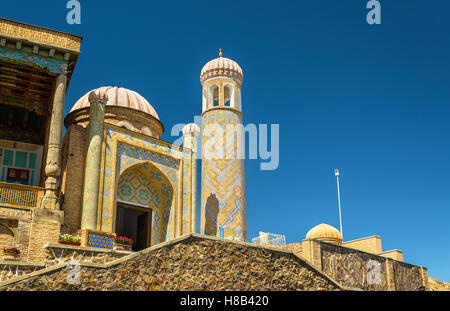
left=115, top=203, right=151, bottom=251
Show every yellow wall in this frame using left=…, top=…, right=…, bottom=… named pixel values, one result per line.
left=379, top=250, right=404, bottom=262
left=342, top=236, right=382, bottom=254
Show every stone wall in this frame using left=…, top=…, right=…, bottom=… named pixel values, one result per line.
left=321, top=242, right=390, bottom=291
left=44, top=243, right=132, bottom=266
left=278, top=243, right=303, bottom=257
left=392, top=261, right=425, bottom=291
left=0, top=234, right=344, bottom=291
left=319, top=241, right=427, bottom=291
left=0, top=261, right=45, bottom=282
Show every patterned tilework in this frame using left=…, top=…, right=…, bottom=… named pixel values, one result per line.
left=201, top=109, right=247, bottom=242
left=183, top=135, right=198, bottom=233
left=118, top=170, right=159, bottom=207
left=81, top=101, right=105, bottom=230
left=87, top=231, right=115, bottom=249
left=117, top=164, right=173, bottom=246
left=191, top=155, right=197, bottom=233
left=97, top=126, right=195, bottom=245
left=0, top=46, right=68, bottom=74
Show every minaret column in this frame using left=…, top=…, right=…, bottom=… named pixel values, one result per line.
left=183, top=123, right=201, bottom=233
left=41, top=74, right=67, bottom=210
left=200, top=50, right=246, bottom=242
left=81, top=91, right=108, bottom=230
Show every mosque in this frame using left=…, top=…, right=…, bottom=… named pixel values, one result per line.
left=0, top=18, right=435, bottom=290
left=0, top=17, right=245, bottom=260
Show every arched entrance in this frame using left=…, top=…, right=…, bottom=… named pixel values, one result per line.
left=114, top=161, right=174, bottom=251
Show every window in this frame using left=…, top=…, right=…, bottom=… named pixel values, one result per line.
left=224, top=85, right=231, bottom=107
left=212, top=86, right=219, bottom=107
left=209, top=85, right=219, bottom=108
left=0, top=148, right=39, bottom=186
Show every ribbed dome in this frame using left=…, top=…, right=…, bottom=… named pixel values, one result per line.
left=306, top=224, right=343, bottom=245
left=69, top=86, right=159, bottom=120
left=200, top=55, right=243, bottom=85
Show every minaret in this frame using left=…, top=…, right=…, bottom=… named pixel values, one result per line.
left=200, top=49, right=246, bottom=241
left=183, top=123, right=201, bottom=233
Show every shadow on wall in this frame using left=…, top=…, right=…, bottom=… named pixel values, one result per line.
left=0, top=223, right=15, bottom=251
left=205, top=193, right=219, bottom=236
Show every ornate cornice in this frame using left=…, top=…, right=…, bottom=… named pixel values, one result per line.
left=0, top=18, right=81, bottom=52
left=0, top=46, right=68, bottom=75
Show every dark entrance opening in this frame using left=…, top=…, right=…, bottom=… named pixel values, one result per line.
left=115, top=203, right=151, bottom=251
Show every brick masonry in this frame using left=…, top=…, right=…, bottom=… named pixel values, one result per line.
left=60, top=124, right=87, bottom=235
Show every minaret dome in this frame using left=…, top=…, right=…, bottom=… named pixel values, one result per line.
left=200, top=50, right=243, bottom=113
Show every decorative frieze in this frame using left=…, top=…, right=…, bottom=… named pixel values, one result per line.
left=0, top=18, right=82, bottom=51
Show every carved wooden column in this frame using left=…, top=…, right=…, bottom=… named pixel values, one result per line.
left=41, top=74, right=67, bottom=210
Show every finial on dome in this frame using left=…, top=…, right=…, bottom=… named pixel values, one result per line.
left=219, top=48, right=223, bottom=57
left=88, top=89, right=108, bottom=104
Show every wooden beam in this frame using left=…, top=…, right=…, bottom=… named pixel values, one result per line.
left=0, top=73, right=54, bottom=92
left=0, top=60, right=56, bottom=79
left=0, top=63, right=56, bottom=83
left=0, top=83, right=52, bottom=101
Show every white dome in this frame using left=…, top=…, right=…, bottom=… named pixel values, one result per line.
left=70, top=86, right=159, bottom=120
left=200, top=51, right=243, bottom=84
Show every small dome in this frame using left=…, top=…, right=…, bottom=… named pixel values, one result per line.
left=200, top=51, right=243, bottom=85
left=182, top=123, right=200, bottom=136
left=306, top=223, right=343, bottom=245
left=69, top=86, right=159, bottom=120
left=65, top=86, right=164, bottom=139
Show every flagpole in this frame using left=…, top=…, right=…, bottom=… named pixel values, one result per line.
left=334, top=169, right=343, bottom=240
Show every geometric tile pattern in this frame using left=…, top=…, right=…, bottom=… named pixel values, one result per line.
left=117, top=163, right=173, bottom=246
left=87, top=231, right=115, bottom=249
left=88, top=125, right=196, bottom=245
left=201, top=109, right=246, bottom=241
left=81, top=101, right=105, bottom=230
left=115, top=144, right=178, bottom=242
left=118, top=170, right=158, bottom=207
left=183, top=135, right=198, bottom=234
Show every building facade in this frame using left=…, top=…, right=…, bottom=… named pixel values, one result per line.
left=0, top=18, right=203, bottom=261
left=0, top=18, right=436, bottom=291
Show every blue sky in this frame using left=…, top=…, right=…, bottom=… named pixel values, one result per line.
left=2, top=0, right=450, bottom=281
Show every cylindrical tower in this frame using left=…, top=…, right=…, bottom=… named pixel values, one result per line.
left=200, top=50, right=246, bottom=242
left=183, top=123, right=201, bottom=233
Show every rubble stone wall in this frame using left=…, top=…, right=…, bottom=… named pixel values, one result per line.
left=0, top=235, right=343, bottom=291
left=320, top=241, right=427, bottom=291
